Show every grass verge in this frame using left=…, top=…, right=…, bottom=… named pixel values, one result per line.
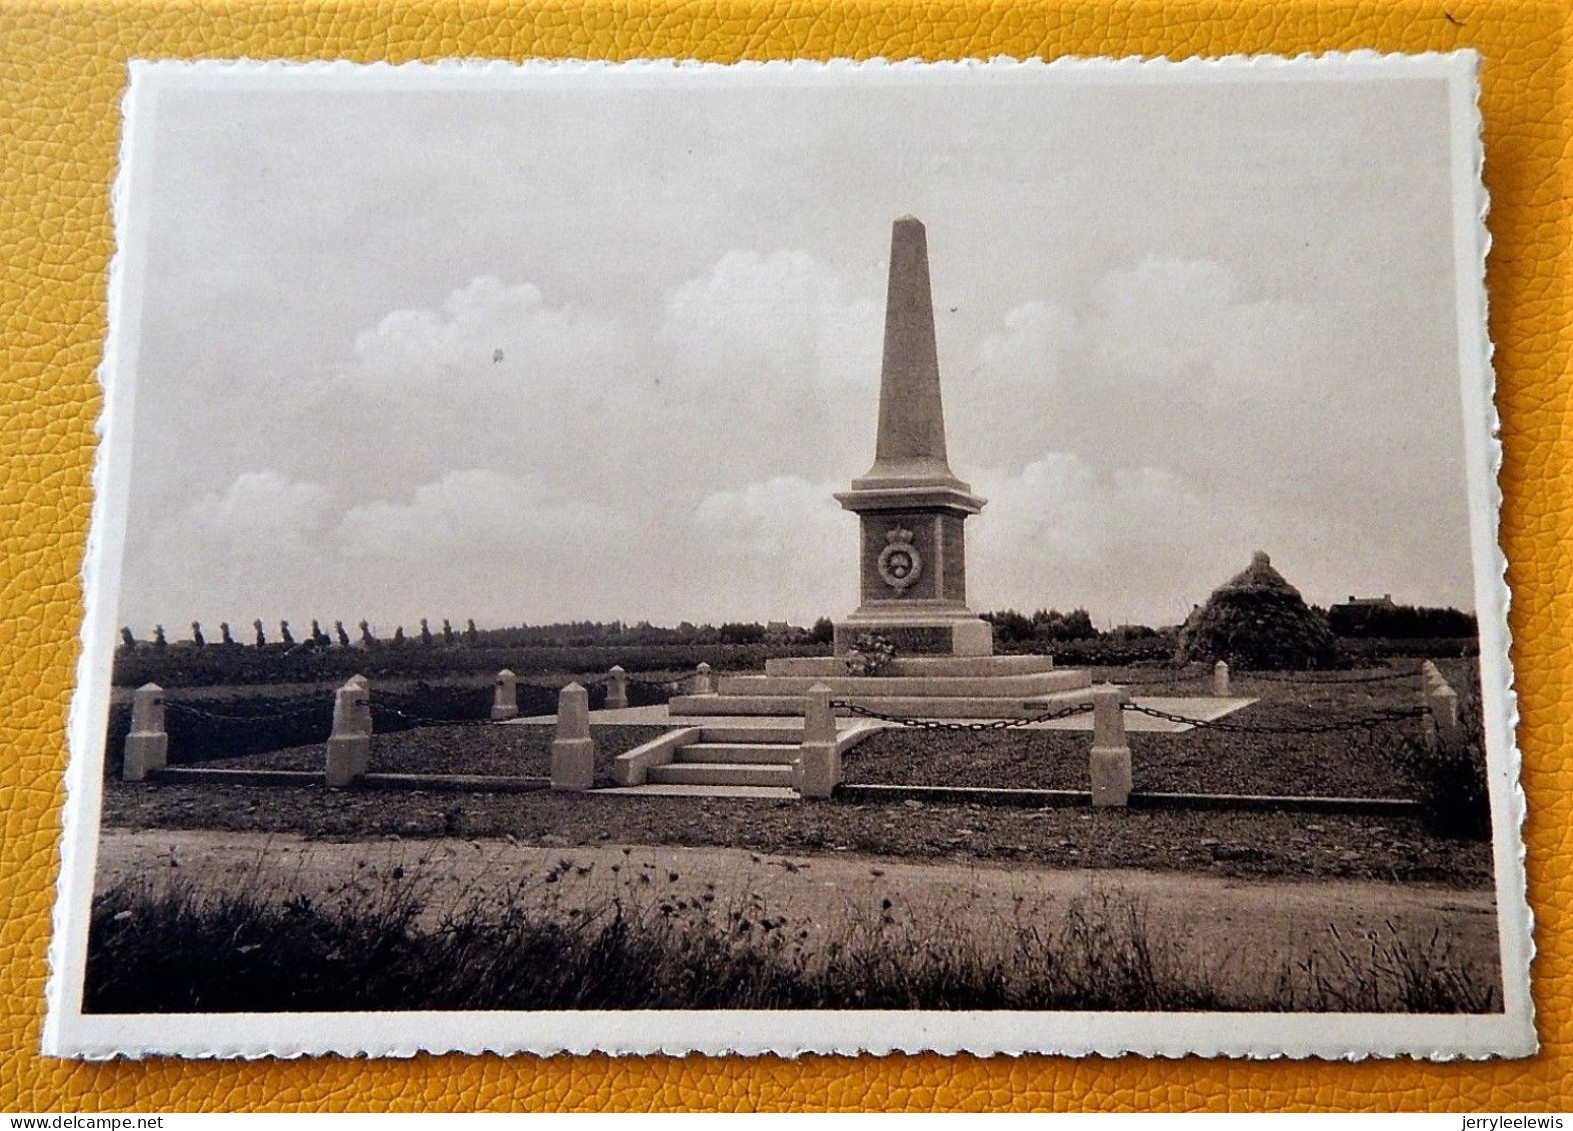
left=85, top=866, right=1498, bottom=1014
left=1395, top=684, right=1492, bottom=840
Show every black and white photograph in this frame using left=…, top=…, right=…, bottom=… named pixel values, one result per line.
left=47, top=54, right=1532, bottom=1059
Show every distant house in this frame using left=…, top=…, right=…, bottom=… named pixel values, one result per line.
left=1327, top=594, right=1397, bottom=636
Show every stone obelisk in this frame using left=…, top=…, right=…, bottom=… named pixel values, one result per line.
left=832, top=217, right=994, bottom=657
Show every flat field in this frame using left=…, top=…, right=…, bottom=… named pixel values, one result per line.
left=86, top=831, right=1501, bottom=1014
left=97, top=659, right=1492, bottom=888
left=845, top=662, right=1472, bottom=798
left=90, top=657, right=1498, bottom=1014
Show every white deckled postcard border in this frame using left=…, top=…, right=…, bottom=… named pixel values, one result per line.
left=46, top=50, right=1531, bottom=1061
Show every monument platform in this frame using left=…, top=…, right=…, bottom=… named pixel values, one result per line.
left=668, top=653, right=1096, bottom=719
left=506, top=695, right=1258, bottom=733
left=765, top=655, right=1054, bottom=678
left=718, top=670, right=1084, bottom=698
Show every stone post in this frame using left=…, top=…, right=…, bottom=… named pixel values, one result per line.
left=692, top=662, right=714, bottom=695
left=325, top=678, right=372, bottom=788
left=1418, top=662, right=1461, bottom=747
left=1088, top=684, right=1132, bottom=808
left=1213, top=660, right=1230, bottom=697
left=122, top=683, right=169, bottom=782
left=606, top=665, right=629, bottom=710
left=1427, top=681, right=1462, bottom=748
left=490, top=669, right=519, bottom=721
left=551, top=683, right=595, bottom=791
left=794, top=683, right=839, bottom=800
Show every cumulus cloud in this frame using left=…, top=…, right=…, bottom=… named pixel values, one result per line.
left=350, top=276, right=640, bottom=396
left=321, top=469, right=665, bottom=626
left=971, top=301, right=1077, bottom=389
left=1086, top=256, right=1313, bottom=395
left=693, top=476, right=843, bottom=558
left=968, top=454, right=1267, bottom=625
left=187, top=471, right=336, bottom=550
left=660, top=250, right=880, bottom=394
left=653, top=250, right=881, bottom=487
left=688, top=476, right=853, bottom=620
left=126, top=471, right=343, bottom=633
left=335, top=469, right=619, bottom=563
left=946, top=299, right=1079, bottom=469
left=117, top=246, right=1474, bottom=631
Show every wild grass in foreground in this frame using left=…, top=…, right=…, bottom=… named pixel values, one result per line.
left=84, top=862, right=1499, bottom=1015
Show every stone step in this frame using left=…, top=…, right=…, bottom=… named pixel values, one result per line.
left=715, top=670, right=1090, bottom=698
left=699, top=724, right=805, bottom=744
left=765, top=655, right=1054, bottom=678
left=597, top=783, right=799, bottom=800
left=647, top=762, right=796, bottom=787
left=676, top=742, right=801, bottom=765
left=670, top=687, right=1095, bottom=719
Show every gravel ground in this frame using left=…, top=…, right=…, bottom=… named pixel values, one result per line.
left=195, top=665, right=1446, bottom=799
left=92, top=829, right=1503, bottom=1013
left=99, top=661, right=1493, bottom=888
left=843, top=714, right=1416, bottom=797
left=840, top=663, right=1466, bottom=798
left=204, top=724, right=670, bottom=785
left=101, top=781, right=1493, bottom=887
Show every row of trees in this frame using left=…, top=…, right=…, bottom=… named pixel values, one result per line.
left=1325, top=603, right=1478, bottom=639
left=981, top=608, right=1099, bottom=645
left=982, top=602, right=1479, bottom=649
left=119, top=617, right=487, bottom=652
left=118, top=598, right=1476, bottom=657
left=118, top=617, right=831, bottom=652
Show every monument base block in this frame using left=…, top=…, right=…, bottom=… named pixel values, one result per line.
left=1089, top=745, right=1133, bottom=808
left=325, top=735, right=370, bottom=788
left=122, top=733, right=168, bottom=782
left=833, top=614, right=993, bottom=657
left=551, top=737, right=595, bottom=791
left=794, top=741, right=841, bottom=799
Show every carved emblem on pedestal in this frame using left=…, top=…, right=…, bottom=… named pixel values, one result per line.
left=877, top=526, right=922, bottom=591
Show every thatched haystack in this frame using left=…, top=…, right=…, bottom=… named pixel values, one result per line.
left=1175, top=551, right=1339, bottom=670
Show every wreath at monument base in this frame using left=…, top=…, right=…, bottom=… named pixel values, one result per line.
left=844, top=633, right=897, bottom=677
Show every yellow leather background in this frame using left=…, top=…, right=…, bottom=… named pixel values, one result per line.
left=2, top=0, right=1569, bottom=1112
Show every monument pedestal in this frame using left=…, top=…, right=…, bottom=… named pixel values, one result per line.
left=833, top=608, right=994, bottom=657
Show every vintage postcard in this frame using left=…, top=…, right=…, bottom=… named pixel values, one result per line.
left=47, top=53, right=1532, bottom=1059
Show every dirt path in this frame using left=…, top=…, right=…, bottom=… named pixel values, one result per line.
left=95, top=828, right=1500, bottom=1001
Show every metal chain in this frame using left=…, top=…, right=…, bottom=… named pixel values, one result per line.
left=1104, top=668, right=1209, bottom=687
left=1239, top=668, right=1420, bottom=685
left=372, top=688, right=496, bottom=708
left=163, top=700, right=330, bottom=722
left=512, top=681, right=579, bottom=697
left=368, top=703, right=494, bottom=728
left=506, top=668, right=704, bottom=693
left=365, top=689, right=423, bottom=707
left=1121, top=702, right=1428, bottom=734
left=625, top=669, right=703, bottom=692
left=830, top=699, right=1095, bottom=731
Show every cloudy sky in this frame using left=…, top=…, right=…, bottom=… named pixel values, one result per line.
left=109, top=61, right=1479, bottom=635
